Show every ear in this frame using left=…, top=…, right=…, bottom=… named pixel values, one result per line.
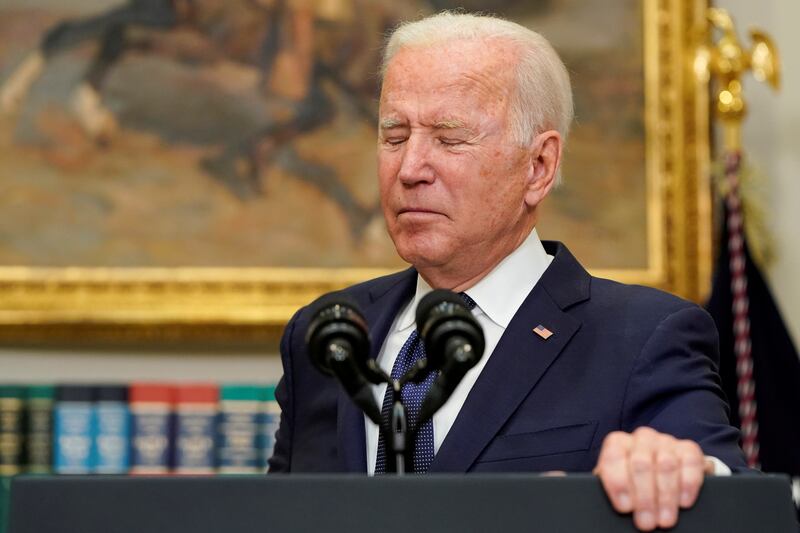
left=524, top=130, right=562, bottom=209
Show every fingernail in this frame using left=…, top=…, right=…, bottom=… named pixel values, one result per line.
left=636, top=511, right=655, bottom=529
left=680, top=490, right=692, bottom=507
left=618, top=492, right=631, bottom=510
left=660, top=507, right=675, bottom=525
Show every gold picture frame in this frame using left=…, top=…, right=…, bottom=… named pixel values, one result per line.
left=0, top=0, right=712, bottom=344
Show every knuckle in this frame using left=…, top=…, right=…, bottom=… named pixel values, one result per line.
left=598, top=433, right=631, bottom=464
left=599, top=445, right=627, bottom=464
left=656, top=451, right=679, bottom=472
left=629, top=453, right=653, bottom=473
left=636, top=493, right=656, bottom=510
left=680, top=447, right=705, bottom=469
left=658, top=489, right=679, bottom=506
left=601, top=470, right=628, bottom=491
left=680, top=475, right=703, bottom=498
left=657, top=432, right=677, bottom=447
left=683, top=456, right=705, bottom=471
left=604, top=431, right=630, bottom=447
left=677, top=439, right=703, bottom=456
left=682, top=470, right=703, bottom=488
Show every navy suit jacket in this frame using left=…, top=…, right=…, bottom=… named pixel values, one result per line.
left=268, top=241, right=747, bottom=473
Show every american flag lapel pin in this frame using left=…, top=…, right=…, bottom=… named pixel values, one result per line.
left=533, top=324, right=553, bottom=340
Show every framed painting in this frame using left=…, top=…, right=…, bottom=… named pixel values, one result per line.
left=0, top=0, right=712, bottom=343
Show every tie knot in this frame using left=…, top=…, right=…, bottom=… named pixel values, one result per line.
left=459, top=292, right=477, bottom=311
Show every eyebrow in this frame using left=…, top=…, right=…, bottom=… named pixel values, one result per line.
left=379, top=118, right=405, bottom=129
left=432, top=119, right=467, bottom=130
left=378, top=117, right=475, bottom=135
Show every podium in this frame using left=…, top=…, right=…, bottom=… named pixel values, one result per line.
left=8, top=474, right=797, bottom=532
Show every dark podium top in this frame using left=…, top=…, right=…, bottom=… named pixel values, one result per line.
left=8, top=474, right=798, bottom=533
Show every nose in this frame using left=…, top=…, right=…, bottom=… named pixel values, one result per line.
left=397, top=135, right=435, bottom=186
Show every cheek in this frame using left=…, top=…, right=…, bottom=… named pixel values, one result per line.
left=471, top=160, right=527, bottom=221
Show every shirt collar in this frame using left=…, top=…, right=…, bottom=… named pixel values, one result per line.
left=396, top=229, right=553, bottom=331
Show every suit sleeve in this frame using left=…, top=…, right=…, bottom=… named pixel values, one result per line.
left=620, top=305, right=748, bottom=471
left=267, top=308, right=302, bottom=473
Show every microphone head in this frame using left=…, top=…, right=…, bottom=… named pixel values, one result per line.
left=415, top=289, right=465, bottom=328
left=416, top=289, right=485, bottom=370
left=305, top=292, right=370, bottom=377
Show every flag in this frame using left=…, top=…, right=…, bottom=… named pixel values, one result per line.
left=705, top=152, right=800, bottom=513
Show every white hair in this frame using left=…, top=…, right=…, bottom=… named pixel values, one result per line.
left=381, top=11, right=574, bottom=148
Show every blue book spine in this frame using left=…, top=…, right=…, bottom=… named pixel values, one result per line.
left=130, top=407, right=172, bottom=474
left=53, top=402, right=94, bottom=474
left=93, top=402, right=130, bottom=474
left=217, top=402, right=262, bottom=474
left=174, top=407, right=217, bottom=474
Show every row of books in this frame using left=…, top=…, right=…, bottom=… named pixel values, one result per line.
left=0, top=383, right=280, bottom=476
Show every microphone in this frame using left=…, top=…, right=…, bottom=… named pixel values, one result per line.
left=416, top=289, right=485, bottom=424
left=305, top=293, right=382, bottom=424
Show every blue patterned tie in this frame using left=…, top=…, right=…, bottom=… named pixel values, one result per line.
left=375, top=292, right=477, bottom=474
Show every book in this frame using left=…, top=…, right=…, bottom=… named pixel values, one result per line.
left=217, top=385, right=265, bottom=474
left=93, top=385, right=130, bottom=474
left=25, top=385, right=54, bottom=474
left=129, top=383, right=173, bottom=475
left=0, top=386, right=25, bottom=476
left=174, top=384, right=219, bottom=475
left=0, top=380, right=280, bottom=477
left=53, top=385, right=94, bottom=475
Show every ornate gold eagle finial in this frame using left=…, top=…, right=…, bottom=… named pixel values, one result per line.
left=695, top=8, right=780, bottom=150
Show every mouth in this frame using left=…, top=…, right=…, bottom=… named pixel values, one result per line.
left=398, top=207, right=443, bottom=216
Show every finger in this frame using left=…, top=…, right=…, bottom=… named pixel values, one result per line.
left=675, top=440, right=705, bottom=508
left=596, top=432, right=634, bottom=513
left=654, top=439, right=680, bottom=529
left=704, top=457, right=716, bottom=475
left=629, top=428, right=658, bottom=531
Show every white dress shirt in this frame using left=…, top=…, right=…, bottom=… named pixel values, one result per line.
left=364, top=229, right=731, bottom=476
left=365, top=229, right=552, bottom=474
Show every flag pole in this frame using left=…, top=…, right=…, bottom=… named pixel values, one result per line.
left=695, top=7, right=780, bottom=469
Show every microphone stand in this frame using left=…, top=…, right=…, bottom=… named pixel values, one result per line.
left=383, top=359, right=438, bottom=475
left=358, top=361, right=409, bottom=476
left=385, top=379, right=408, bottom=475
left=364, top=357, right=465, bottom=476
left=375, top=359, right=431, bottom=476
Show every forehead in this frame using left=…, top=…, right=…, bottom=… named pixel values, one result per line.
left=380, top=38, right=519, bottom=113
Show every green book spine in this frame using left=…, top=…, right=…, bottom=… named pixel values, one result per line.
left=0, top=476, right=11, bottom=533
left=26, top=386, right=54, bottom=474
left=218, top=385, right=264, bottom=474
left=0, top=386, right=25, bottom=477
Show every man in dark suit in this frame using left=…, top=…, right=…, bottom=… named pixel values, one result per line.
left=269, top=11, right=746, bottom=532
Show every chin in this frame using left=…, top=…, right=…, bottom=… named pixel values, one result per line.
left=393, top=238, right=451, bottom=270
left=388, top=221, right=455, bottom=264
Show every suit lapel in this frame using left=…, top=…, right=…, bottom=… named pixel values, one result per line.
left=429, top=242, right=590, bottom=472
left=337, top=268, right=417, bottom=472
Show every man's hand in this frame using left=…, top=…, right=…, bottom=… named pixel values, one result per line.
left=594, top=427, right=714, bottom=531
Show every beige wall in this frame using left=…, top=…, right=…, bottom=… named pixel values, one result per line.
left=1, top=1, right=797, bottom=383
left=0, top=347, right=285, bottom=384
left=716, top=0, right=800, bottom=346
